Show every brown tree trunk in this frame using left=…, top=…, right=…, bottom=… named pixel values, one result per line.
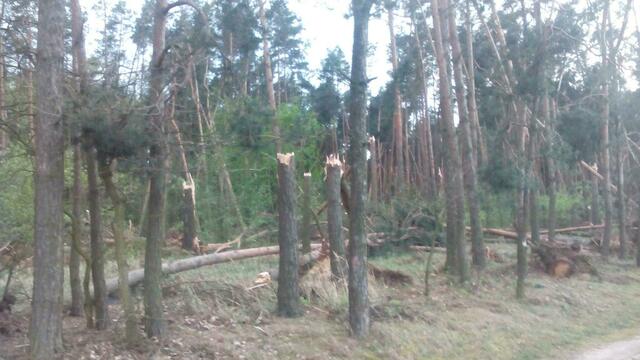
left=260, top=1, right=281, bottom=153
left=326, top=156, right=347, bottom=282
left=276, top=153, right=301, bottom=317
left=447, top=0, right=483, bottom=272
left=30, top=0, right=66, bottom=355
left=348, top=0, right=373, bottom=338
left=431, top=0, right=468, bottom=281
left=301, top=173, right=312, bottom=254
left=86, top=146, right=109, bottom=330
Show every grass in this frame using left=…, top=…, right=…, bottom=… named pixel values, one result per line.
left=4, top=241, right=640, bottom=359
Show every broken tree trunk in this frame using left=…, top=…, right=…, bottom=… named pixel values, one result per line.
left=326, top=155, right=347, bottom=282
left=106, top=243, right=322, bottom=295
left=276, top=153, right=301, bottom=317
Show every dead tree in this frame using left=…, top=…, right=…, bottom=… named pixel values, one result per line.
left=326, top=155, right=347, bottom=282
left=276, top=153, right=301, bottom=317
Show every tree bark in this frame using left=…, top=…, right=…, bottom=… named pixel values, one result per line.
left=86, top=146, right=109, bottom=330
left=348, top=0, right=373, bottom=338
left=368, top=137, right=380, bottom=202
left=301, top=173, right=312, bottom=254
left=30, top=0, right=66, bottom=355
left=464, top=0, right=486, bottom=166
left=326, top=156, right=347, bottom=282
left=431, top=0, right=467, bottom=280
left=446, top=0, right=482, bottom=273
left=276, top=153, right=301, bottom=317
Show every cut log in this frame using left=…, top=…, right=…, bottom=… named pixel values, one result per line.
left=105, top=243, right=321, bottom=296
left=540, top=224, right=604, bottom=235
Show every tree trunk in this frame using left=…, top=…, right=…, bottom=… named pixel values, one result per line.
left=301, top=173, right=312, bottom=254
left=368, top=137, right=379, bottom=202
left=446, top=0, right=482, bottom=272
left=412, top=22, right=436, bottom=199
left=326, top=156, right=347, bottom=282
left=86, top=146, right=109, bottom=330
left=515, top=102, right=528, bottom=300
left=260, top=1, right=281, bottom=153
left=69, top=143, right=84, bottom=317
left=145, top=0, right=170, bottom=339
left=544, top=96, right=557, bottom=242
left=464, top=0, right=486, bottom=166
left=431, top=0, right=467, bottom=280
left=615, top=121, right=626, bottom=259
left=30, top=0, right=66, bottom=355
left=276, top=153, right=301, bottom=317
left=387, top=6, right=405, bottom=192
left=348, top=0, right=373, bottom=338
left=69, top=0, right=87, bottom=318
left=168, top=98, right=199, bottom=251
left=600, top=0, right=612, bottom=259
left=99, top=160, right=139, bottom=343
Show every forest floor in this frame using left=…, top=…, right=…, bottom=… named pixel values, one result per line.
left=2, top=238, right=640, bottom=359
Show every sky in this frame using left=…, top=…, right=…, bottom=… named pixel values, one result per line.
left=83, top=0, right=640, bottom=93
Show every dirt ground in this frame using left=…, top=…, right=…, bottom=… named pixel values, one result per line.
left=3, top=241, right=640, bottom=359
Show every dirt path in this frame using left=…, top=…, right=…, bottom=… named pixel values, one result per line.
left=572, top=335, right=640, bottom=360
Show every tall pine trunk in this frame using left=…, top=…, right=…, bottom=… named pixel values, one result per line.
left=446, top=0, right=483, bottom=272
left=431, top=0, right=467, bottom=280
left=30, top=0, right=66, bottom=355
left=348, top=0, right=374, bottom=338
left=144, top=0, right=170, bottom=338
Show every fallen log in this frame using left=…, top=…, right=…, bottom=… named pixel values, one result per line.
left=106, top=243, right=322, bottom=295
left=540, top=224, right=604, bottom=235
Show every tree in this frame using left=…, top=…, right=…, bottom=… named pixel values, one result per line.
left=144, top=0, right=204, bottom=338
left=431, top=0, right=468, bottom=281
left=30, top=0, right=65, bottom=356
left=348, top=0, right=375, bottom=338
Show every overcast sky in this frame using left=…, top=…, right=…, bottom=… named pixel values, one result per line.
left=84, top=0, right=640, bottom=93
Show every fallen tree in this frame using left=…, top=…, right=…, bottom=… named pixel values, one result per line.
left=105, top=243, right=322, bottom=295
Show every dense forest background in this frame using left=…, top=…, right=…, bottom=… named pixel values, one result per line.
left=2, top=0, right=640, bottom=357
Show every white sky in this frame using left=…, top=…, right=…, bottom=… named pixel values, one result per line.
left=82, top=0, right=640, bottom=93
